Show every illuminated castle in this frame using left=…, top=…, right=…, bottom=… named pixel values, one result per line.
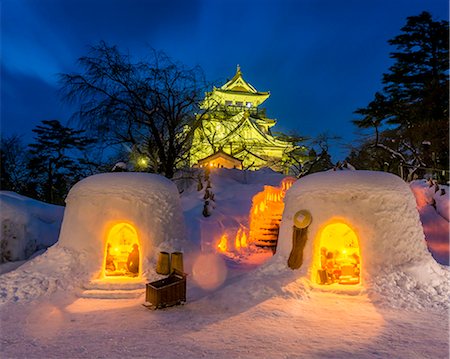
left=190, top=66, right=295, bottom=171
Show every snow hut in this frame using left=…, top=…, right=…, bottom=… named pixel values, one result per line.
left=58, top=173, right=185, bottom=282
left=277, top=171, right=436, bottom=286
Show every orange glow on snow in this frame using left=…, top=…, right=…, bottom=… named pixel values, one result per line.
left=65, top=297, right=139, bottom=313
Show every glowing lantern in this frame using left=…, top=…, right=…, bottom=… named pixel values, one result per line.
left=138, top=157, right=148, bottom=168
left=217, top=234, right=228, bottom=253
left=240, top=230, right=248, bottom=248
left=235, top=234, right=241, bottom=250
left=248, top=183, right=290, bottom=250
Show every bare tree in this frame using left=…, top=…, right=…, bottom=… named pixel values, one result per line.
left=60, top=42, right=208, bottom=178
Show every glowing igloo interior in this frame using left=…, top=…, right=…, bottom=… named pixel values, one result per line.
left=312, top=222, right=361, bottom=285
left=104, top=223, right=140, bottom=277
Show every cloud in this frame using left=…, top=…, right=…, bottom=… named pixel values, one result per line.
left=1, top=65, right=72, bottom=140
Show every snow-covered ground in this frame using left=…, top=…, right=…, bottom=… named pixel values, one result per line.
left=0, top=169, right=448, bottom=358
left=0, top=283, right=447, bottom=359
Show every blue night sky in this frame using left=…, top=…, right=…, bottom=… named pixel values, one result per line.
left=1, top=0, right=448, bottom=160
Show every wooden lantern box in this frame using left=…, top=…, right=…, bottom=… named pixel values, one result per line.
left=144, top=269, right=187, bottom=309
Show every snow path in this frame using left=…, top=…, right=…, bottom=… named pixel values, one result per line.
left=0, top=287, right=447, bottom=359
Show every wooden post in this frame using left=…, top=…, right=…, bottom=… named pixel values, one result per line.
left=288, top=227, right=308, bottom=270
left=156, top=252, right=171, bottom=275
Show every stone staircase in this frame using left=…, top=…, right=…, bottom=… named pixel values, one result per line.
left=79, top=278, right=146, bottom=299
left=253, top=213, right=283, bottom=250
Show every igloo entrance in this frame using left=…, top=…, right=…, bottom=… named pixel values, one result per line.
left=103, top=223, right=141, bottom=278
left=313, top=222, right=361, bottom=285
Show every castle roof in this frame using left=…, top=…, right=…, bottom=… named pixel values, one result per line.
left=220, top=65, right=269, bottom=96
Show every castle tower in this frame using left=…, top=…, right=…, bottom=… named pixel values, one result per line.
left=190, top=66, right=298, bottom=171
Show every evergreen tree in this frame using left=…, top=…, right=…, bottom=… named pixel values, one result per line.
left=353, top=12, right=449, bottom=177
left=0, top=135, right=36, bottom=197
left=28, top=120, right=94, bottom=204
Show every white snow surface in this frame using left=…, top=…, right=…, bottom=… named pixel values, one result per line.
left=0, top=169, right=448, bottom=358
left=0, top=191, right=63, bottom=262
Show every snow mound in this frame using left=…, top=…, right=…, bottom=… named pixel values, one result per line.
left=0, top=191, right=64, bottom=262
left=409, top=180, right=449, bottom=265
left=367, top=260, right=450, bottom=311
left=278, top=171, right=432, bottom=267
left=0, top=246, right=84, bottom=304
left=275, top=170, right=449, bottom=310
left=58, top=172, right=186, bottom=279
left=410, top=180, right=449, bottom=221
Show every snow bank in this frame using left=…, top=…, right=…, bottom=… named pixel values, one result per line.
left=410, top=180, right=449, bottom=221
left=0, top=246, right=84, bottom=304
left=0, top=192, right=64, bottom=262
left=409, top=180, right=449, bottom=265
left=274, top=171, right=449, bottom=309
left=366, top=260, right=450, bottom=310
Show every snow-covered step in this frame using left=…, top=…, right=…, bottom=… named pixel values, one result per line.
left=83, top=279, right=146, bottom=291
left=80, top=288, right=145, bottom=299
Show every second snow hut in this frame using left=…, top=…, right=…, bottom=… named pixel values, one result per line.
left=276, top=171, right=439, bottom=287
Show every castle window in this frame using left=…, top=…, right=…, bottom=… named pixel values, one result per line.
left=236, top=101, right=243, bottom=107
left=246, top=102, right=253, bottom=108
left=225, top=100, right=232, bottom=106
